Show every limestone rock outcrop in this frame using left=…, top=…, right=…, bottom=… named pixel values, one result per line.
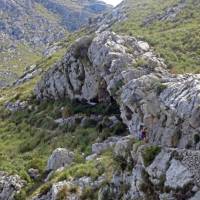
left=98, top=145, right=200, bottom=200
left=5, top=100, right=27, bottom=112
left=32, top=138, right=200, bottom=200
left=0, top=171, right=25, bottom=200
left=35, top=31, right=200, bottom=150
left=47, top=148, right=74, bottom=171
left=165, top=159, right=193, bottom=190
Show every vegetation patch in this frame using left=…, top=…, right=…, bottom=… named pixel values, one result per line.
left=133, top=58, right=149, bottom=68
left=142, top=145, right=161, bottom=167
left=112, top=0, right=200, bottom=73
left=153, top=81, right=168, bottom=95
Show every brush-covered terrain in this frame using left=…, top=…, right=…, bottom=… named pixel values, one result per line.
left=0, top=0, right=200, bottom=200
left=112, top=0, right=200, bottom=73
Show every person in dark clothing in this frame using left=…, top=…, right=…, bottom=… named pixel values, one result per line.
left=140, top=127, right=148, bottom=142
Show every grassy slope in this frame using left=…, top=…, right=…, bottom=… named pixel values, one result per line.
left=0, top=29, right=123, bottom=198
left=112, top=0, right=200, bottom=73
left=0, top=98, right=122, bottom=198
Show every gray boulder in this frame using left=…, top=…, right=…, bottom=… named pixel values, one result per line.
left=0, top=171, right=25, bottom=200
left=189, top=191, right=200, bottom=200
left=28, top=168, right=40, bottom=180
left=92, top=137, right=119, bottom=155
left=165, top=159, right=193, bottom=190
left=114, top=135, right=134, bottom=158
left=47, top=148, right=74, bottom=171
left=5, top=100, right=27, bottom=112
left=147, top=150, right=172, bottom=185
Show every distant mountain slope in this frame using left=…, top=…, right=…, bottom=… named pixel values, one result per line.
left=0, top=0, right=111, bottom=48
left=112, top=0, right=200, bottom=73
left=0, top=0, right=111, bottom=86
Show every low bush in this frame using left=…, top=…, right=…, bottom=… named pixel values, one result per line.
left=133, top=58, right=149, bottom=68
left=152, top=81, right=168, bottom=95
left=39, top=182, right=53, bottom=196
left=14, top=190, right=26, bottom=200
left=80, top=187, right=98, bottom=200
left=142, top=146, right=161, bottom=167
left=56, top=185, right=74, bottom=200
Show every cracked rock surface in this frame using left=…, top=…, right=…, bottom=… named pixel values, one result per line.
left=35, top=31, right=200, bottom=150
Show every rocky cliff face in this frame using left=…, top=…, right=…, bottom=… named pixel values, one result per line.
left=35, top=31, right=200, bottom=150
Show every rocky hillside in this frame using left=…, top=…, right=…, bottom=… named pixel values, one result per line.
left=0, top=0, right=200, bottom=200
left=32, top=30, right=200, bottom=199
left=0, top=0, right=111, bottom=86
left=112, top=0, right=200, bottom=73
left=35, top=31, right=200, bottom=150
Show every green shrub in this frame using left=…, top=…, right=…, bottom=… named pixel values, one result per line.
left=114, top=155, right=128, bottom=171
left=142, top=146, right=161, bottom=167
left=133, top=58, right=148, bottom=68
left=153, top=81, right=168, bottom=95
left=39, top=182, right=52, bottom=196
left=80, top=187, right=98, bottom=200
left=14, top=190, right=26, bottom=200
left=19, top=137, right=41, bottom=153
left=56, top=185, right=70, bottom=200
left=26, top=158, right=45, bottom=173
left=58, top=161, right=100, bottom=182
left=56, top=185, right=79, bottom=199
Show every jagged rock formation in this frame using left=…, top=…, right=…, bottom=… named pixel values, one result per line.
left=35, top=31, right=161, bottom=101
left=32, top=136, right=200, bottom=200
left=35, top=31, right=200, bottom=150
left=102, top=143, right=200, bottom=200
left=2, top=1, right=200, bottom=200
left=0, top=171, right=26, bottom=200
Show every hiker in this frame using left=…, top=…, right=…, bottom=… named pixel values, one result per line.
left=140, top=127, right=148, bottom=142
